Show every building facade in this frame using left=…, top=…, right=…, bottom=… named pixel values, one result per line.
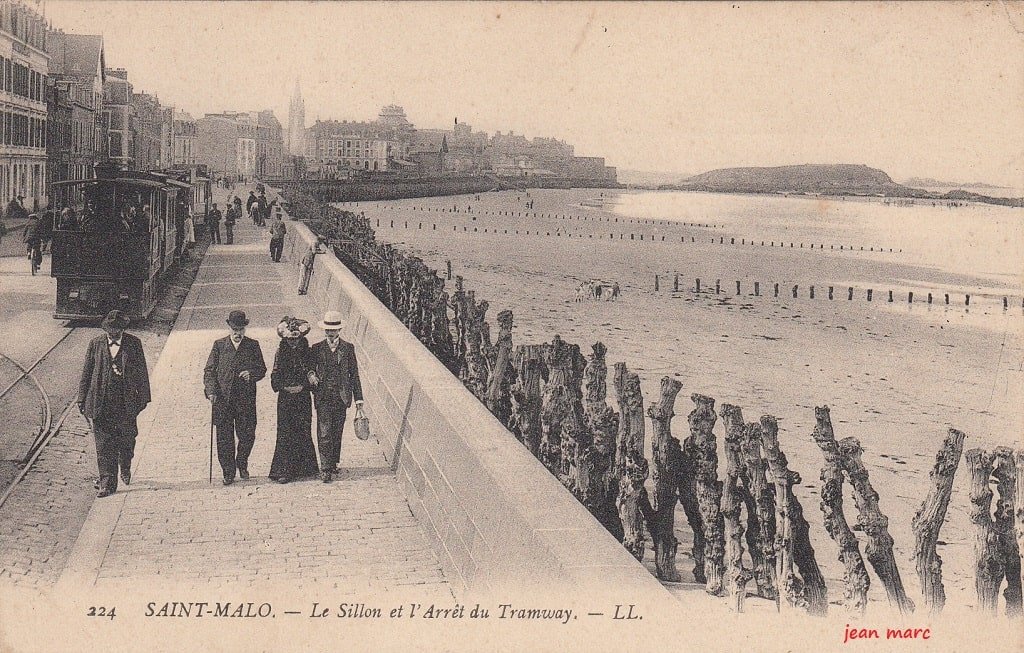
left=195, top=111, right=259, bottom=181
left=44, top=74, right=71, bottom=193
left=304, top=119, right=397, bottom=177
left=171, top=108, right=195, bottom=166
left=103, top=67, right=133, bottom=168
left=254, top=109, right=283, bottom=178
left=131, top=90, right=166, bottom=171
left=46, top=31, right=106, bottom=192
left=1, top=0, right=49, bottom=211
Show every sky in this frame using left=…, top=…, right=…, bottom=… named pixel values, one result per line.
left=42, top=1, right=1024, bottom=188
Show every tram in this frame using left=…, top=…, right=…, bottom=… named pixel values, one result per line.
left=50, top=162, right=191, bottom=320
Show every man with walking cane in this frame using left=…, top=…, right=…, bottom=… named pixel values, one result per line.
left=203, top=310, right=266, bottom=485
left=78, top=310, right=151, bottom=497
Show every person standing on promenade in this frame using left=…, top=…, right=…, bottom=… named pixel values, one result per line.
left=207, top=203, right=222, bottom=244
left=298, top=237, right=326, bottom=295
left=232, top=194, right=243, bottom=223
left=269, top=215, right=287, bottom=262
left=268, top=317, right=319, bottom=484
left=78, top=310, right=151, bottom=497
left=223, top=202, right=236, bottom=244
left=307, top=311, right=364, bottom=483
left=246, top=191, right=257, bottom=223
left=204, top=310, right=267, bottom=485
left=22, top=213, right=42, bottom=275
left=256, top=192, right=269, bottom=227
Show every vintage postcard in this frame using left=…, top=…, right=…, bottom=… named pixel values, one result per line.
left=0, top=2, right=1021, bottom=651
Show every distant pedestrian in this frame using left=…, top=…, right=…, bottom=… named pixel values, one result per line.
left=256, top=193, right=269, bottom=227
left=611, top=282, right=620, bottom=300
left=246, top=191, right=257, bottom=222
left=224, top=204, right=237, bottom=244
left=22, top=213, right=42, bottom=275
left=204, top=310, right=267, bottom=485
left=232, top=194, right=243, bottom=220
left=78, top=310, right=151, bottom=497
left=269, top=216, right=286, bottom=262
left=268, top=317, right=319, bottom=484
left=208, top=203, right=222, bottom=244
left=298, top=238, right=326, bottom=295
left=307, top=311, right=364, bottom=483
left=6, top=194, right=28, bottom=224
left=183, top=213, right=196, bottom=255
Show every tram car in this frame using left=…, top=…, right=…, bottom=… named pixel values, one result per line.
left=50, top=162, right=192, bottom=320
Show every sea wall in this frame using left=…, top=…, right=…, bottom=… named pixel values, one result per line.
left=281, top=217, right=671, bottom=600
left=277, top=176, right=498, bottom=203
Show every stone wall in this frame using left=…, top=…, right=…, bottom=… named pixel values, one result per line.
left=281, top=218, right=671, bottom=600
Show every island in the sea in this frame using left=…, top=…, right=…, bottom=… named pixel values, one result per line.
left=656, top=164, right=1022, bottom=207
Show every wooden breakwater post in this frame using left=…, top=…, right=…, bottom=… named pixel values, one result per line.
left=912, top=428, right=965, bottom=615
left=828, top=286, right=834, bottom=300
left=867, top=289, right=873, bottom=302
left=647, top=377, right=684, bottom=582
left=838, top=436, right=916, bottom=615
left=888, top=290, right=894, bottom=303
left=655, top=274, right=659, bottom=291
left=754, top=282, right=760, bottom=296
left=716, top=279, right=721, bottom=295
left=696, top=278, right=701, bottom=293
left=485, top=310, right=515, bottom=426
left=809, top=286, right=815, bottom=300
left=848, top=287, right=854, bottom=301
left=812, top=406, right=870, bottom=615
left=761, top=416, right=828, bottom=615
left=581, top=342, right=624, bottom=541
left=736, top=280, right=742, bottom=296
left=674, top=274, right=679, bottom=292
left=966, top=447, right=1023, bottom=617
left=688, top=394, right=725, bottom=596
left=792, top=285, right=798, bottom=299
left=774, top=283, right=779, bottom=298
left=722, top=410, right=753, bottom=612
left=614, top=362, right=647, bottom=562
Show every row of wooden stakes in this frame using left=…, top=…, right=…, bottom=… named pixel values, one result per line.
left=288, top=188, right=1022, bottom=618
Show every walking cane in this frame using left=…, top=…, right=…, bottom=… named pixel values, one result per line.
left=209, top=401, right=215, bottom=484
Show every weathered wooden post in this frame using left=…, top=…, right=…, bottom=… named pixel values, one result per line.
left=838, top=434, right=916, bottom=613
left=674, top=274, right=679, bottom=292
left=723, top=415, right=752, bottom=611
left=578, top=343, right=623, bottom=540
left=754, top=282, right=760, bottom=296
left=812, top=406, right=870, bottom=615
left=848, top=287, right=854, bottom=300
left=867, top=289, right=873, bottom=302
left=828, top=286, right=834, bottom=300
left=736, top=280, right=742, bottom=295
left=888, top=290, right=894, bottom=302
left=646, top=377, right=684, bottom=581
left=511, top=344, right=547, bottom=455
left=912, top=428, right=965, bottom=615
left=761, top=416, right=828, bottom=615
left=485, top=310, right=515, bottom=427
left=810, top=286, right=815, bottom=299
left=695, top=278, right=701, bottom=293
left=966, top=294, right=971, bottom=306
left=715, top=279, right=721, bottom=294
left=908, top=291, right=914, bottom=303
left=742, top=422, right=779, bottom=600
left=688, top=394, right=725, bottom=596
left=968, top=448, right=1003, bottom=615
left=655, top=274, right=659, bottom=291
left=614, top=362, right=646, bottom=561
left=792, top=285, right=798, bottom=298
left=774, top=283, right=779, bottom=298
left=1017, top=450, right=1024, bottom=597
left=993, top=449, right=1023, bottom=617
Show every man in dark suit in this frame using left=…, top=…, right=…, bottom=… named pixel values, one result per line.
left=307, top=311, right=364, bottom=483
left=78, top=310, right=151, bottom=497
left=204, top=310, right=267, bottom=485
left=208, top=203, right=222, bottom=244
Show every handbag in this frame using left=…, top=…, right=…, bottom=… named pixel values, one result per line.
left=353, top=404, right=371, bottom=441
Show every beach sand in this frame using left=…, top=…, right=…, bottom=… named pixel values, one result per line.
left=338, top=188, right=1023, bottom=614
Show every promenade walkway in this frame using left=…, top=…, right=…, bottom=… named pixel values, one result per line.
left=57, top=202, right=451, bottom=597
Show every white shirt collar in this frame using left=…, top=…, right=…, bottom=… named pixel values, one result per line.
left=230, top=337, right=242, bottom=350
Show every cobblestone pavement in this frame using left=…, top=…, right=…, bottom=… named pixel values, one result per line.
left=0, top=412, right=96, bottom=589
left=61, top=214, right=452, bottom=597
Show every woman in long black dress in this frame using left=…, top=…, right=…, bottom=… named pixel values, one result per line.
left=269, top=317, right=319, bottom=483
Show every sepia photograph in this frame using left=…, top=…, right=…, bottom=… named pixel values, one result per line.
left=0, top=1, right=1021, bottom=651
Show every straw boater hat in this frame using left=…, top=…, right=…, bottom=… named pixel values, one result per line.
left=277, top=316, right=311, bottom=339
left=226, top=310, right=249, bottom=328
left=319, top=311, right=344, bottom=331
left=101, top=309, right=130, bottom=329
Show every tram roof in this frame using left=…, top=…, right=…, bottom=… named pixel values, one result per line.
left=49, top=177, right=176, bottom=190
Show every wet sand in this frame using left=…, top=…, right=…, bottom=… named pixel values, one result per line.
left=341, top=188, right=1023, bottom=612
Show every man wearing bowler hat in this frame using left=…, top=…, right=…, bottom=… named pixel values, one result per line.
left=78, top=310, right=151, bottom=497
left=307, top=311, right=363, bottom=483
left=204, top=310, right=267, bottom=485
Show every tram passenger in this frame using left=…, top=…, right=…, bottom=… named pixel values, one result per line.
left=59, top=206, right=78, bottom=231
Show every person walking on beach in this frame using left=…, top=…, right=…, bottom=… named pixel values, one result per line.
left=204, top=310, right=267, bottom=485
left=307, top=311, right=364, bottom=483
left=269, top=216, right=286, bottom=262
left=223, top=203, right=237, bottom=244
left=78, top=310, right=151, bottom=497
left=207, top=203, right=222, bottom=244
left=268, top=317, right=319, bottom=484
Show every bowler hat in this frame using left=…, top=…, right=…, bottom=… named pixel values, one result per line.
left=226, top=310, right=249, bottom=327
left=101, top=309, right=130, bottom=329
left=318, top=311, right=344, bottom=331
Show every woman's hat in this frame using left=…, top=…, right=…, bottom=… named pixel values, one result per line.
left=277, top=316, right=311, bottom=339
left=318, top=310, right=344, bottom=331
left=101, top=309, right=130, bottom=329
left=226, top=310, right=249, bottom=327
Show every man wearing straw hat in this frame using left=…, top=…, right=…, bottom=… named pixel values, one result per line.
left=204, top=310, right=267, bottom=485
left=78, top=310, right=151, bottom=497
left=307, top=311, right=363, bottom=483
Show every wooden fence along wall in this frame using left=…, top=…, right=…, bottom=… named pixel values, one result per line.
left=283, top=188, right=1024, bottom=618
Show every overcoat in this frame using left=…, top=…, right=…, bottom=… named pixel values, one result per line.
left=307, top=338, right=363, bottom=411
left=203, top=336, right=267, bottom=422
left=78, top=332, right=151, bottom=420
